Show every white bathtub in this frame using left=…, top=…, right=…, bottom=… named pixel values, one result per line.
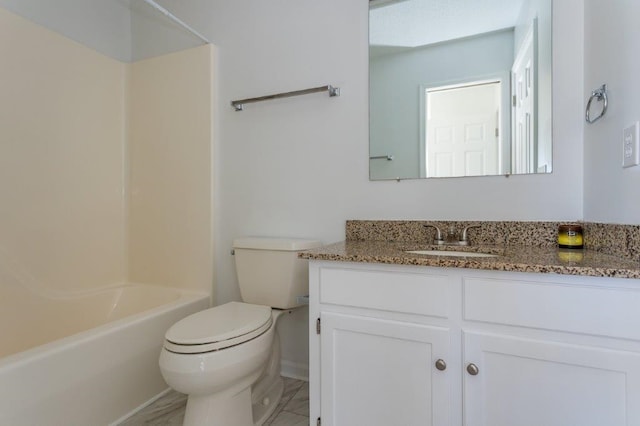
left=0, top=282, right=209, bottom=425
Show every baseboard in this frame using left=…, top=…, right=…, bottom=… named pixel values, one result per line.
left=280, top=360, right=309, bottom=382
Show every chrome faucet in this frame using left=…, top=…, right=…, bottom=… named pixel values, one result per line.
left=424, top=224, right=444, bottom=245
left=424, top=224, right=481, bottom=246
left=459, top=225, right=481, bottom=246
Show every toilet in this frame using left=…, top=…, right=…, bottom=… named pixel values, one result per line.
left=159, top=237, right=321, bottom=426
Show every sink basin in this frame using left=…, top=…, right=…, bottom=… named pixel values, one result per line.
left=405, top=250, right=498, bottom=258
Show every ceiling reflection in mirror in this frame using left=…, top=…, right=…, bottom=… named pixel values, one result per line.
left=369, top=0, right=552, bottom=180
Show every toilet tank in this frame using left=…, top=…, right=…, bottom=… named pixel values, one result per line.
left=233, top=237, right=322, bottom=309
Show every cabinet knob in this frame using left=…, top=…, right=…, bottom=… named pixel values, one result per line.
left=435, top=359, right=447, bottom=371
left=466, top=363, right=479, bottom=376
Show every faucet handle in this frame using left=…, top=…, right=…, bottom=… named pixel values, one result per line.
left=460, top=225, right=481, bottom=244
left=424, top=224, right=444, bottom=244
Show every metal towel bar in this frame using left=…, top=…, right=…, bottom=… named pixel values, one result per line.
left=586, top=84, right=608, bottom=124
left=231, top=85, right=340, bottom=111
left=369, top=155, right=394, bottom=161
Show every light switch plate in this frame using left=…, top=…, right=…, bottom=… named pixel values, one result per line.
left=623, top=122, right=640, bottom=168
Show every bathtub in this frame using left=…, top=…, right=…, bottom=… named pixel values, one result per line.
left=0, top=282, right=209, bottom=425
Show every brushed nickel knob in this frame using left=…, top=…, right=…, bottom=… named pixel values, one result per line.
left=435, top=359, right=447, bottom=371
left=466, top=363, right=479, bottom=376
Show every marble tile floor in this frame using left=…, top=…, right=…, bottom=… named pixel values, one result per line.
left=120, top=377, right=309, bottom=426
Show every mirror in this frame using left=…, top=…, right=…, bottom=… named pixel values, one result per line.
left=369, top=0, right=552, bottom=180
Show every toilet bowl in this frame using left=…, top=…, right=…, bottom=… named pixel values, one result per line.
left=159, top=237, right=321, bottom=426
left=160, top=303, right=286, bottom=426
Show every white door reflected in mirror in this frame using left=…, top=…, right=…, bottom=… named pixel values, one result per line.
left=425, top=81, right=502, bottom=177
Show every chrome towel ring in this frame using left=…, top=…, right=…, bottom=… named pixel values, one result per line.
left=586, top=84, right=608, bottom=124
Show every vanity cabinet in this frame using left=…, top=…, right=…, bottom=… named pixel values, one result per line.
left=309, top=261, right=640, bottom=426
left=463, top=331, right=640, bottom=426
left=309, top=264, right=454, bottom=426
left=320, top=312, right=450, bottom=426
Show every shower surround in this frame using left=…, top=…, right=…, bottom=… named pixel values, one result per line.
left=0, top=8, right=215, bottom=425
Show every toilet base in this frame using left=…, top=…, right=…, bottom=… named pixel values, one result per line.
left=184, top=386, right=254, bottom=426
left=180, top=343, right=284, bottom=426
left=252, top=375, right=284, bottom=425
left=251, top=327, right=283, bottom=424
left=181, top=378, right=283, bottom=426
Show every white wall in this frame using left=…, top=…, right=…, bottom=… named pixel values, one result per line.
left=583, top=0, right=640, bottom=224
left=370, top=30, right=514, bottom=180
left=0, top=0, right=205, bottom=63
left=145, top=0, right=584, bottom=375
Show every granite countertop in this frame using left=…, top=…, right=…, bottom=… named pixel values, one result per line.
left=300, top=240, right=640, bottom=279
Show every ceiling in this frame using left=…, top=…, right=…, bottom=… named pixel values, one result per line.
left=0, top=0, right=202, bottom=62
left=369, top=0, right=526, bottom=49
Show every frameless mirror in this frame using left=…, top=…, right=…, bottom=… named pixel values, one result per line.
left=369, top=0, right=552, bottom=180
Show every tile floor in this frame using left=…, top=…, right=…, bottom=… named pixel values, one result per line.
left=120, top=377, right=309, bottom=426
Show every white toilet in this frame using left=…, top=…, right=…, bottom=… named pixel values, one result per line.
left=159, top=237, right=321, bottom=426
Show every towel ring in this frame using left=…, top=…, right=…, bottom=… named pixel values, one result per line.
left=586, top=84, right=608, bottom=124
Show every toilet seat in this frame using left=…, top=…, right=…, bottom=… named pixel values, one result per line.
left=164, top=302, right=272, bottom=354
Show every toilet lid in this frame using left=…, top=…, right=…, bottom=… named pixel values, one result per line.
left=164, top=302, right=272, bottom=354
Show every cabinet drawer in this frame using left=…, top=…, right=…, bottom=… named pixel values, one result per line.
left=319, top=267, right=449, bottom=317
left=464, top=276, right=640, bottom=341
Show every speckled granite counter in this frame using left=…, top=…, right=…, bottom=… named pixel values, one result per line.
left=299, top=220, right=640, bottom=279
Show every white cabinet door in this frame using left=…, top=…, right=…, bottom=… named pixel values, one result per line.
left=320, top=312, right=450, bottom=426
left=464, top=331, right=640, bottom=426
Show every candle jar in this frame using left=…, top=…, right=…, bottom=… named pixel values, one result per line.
left=558, top=224, right=584, bottom=249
